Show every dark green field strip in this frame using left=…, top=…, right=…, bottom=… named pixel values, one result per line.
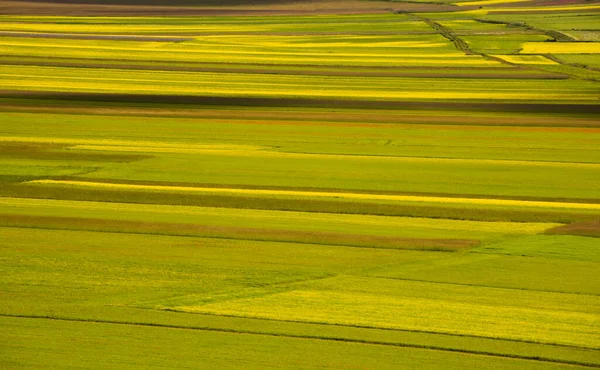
left=0, top=214, right=478, bottom=251
left=545, top=220, right=600, bottom=238
left=1, top=314, right=598, bottom=368
left=2, top=99, right=598, bottom=127
left=0, top=57, right=568, bottom=79
left=1, top=181, right=597, bottom=223
left=2, top=90, right=600, bottom=112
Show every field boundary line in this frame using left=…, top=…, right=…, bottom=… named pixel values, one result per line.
left=2, top=313, right=598, bottom=368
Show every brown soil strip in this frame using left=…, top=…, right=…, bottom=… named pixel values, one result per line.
left=545, top=220, right=600, bottom=238
left=0, top=32, right=193, bottom=42
left=0, top=214, right=478, bottom=251
left=3, top=91, right=600, bottom=114
left=0, top=141, right=150, bottom=162
left=0, top=0, right=455, bottom=16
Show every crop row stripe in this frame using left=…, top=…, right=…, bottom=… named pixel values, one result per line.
left=29, top=180, right=600, bottom=210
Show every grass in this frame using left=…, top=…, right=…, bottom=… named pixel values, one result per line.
left=461, top=34, right=551, bottom=54
left=1, top=226, right=599, bottom=367
left=1, top=5, right=600, bottom=369
left=482, top=12, right=600, bottom=31
left=3, top=316, right=588, bottom=370
left=555, top=54, right=600, bottom=69
left=0, top=196, right=559, bottom=244
left=175, top=275, right=600, bottom=348
left=475, top=234, right=600, bottom=261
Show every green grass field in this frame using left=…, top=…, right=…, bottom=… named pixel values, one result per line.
left=0, top=0, right=599, bottom=368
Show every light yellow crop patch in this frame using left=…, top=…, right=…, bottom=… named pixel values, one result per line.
left=492, top=54, right=558, bottom=65
left=521, top=42, right=600, bottom=54
left=175, top=276, right=600, bottom=348
left=454, top=0, right=531, bottom=7
left=28, top=180, right=600, bottom=211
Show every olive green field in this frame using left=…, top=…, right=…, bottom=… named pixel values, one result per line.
left=0, top=0, right=599, bottom=368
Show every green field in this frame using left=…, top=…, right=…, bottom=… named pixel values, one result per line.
left=0, top=0, right=599, bottom=368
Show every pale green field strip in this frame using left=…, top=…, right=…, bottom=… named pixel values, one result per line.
left=2, top=314, right=596, bottom=369
left=0, top=34, right=467, bottom=58
left=0, top=14, right=414, bottom=25
left=475, top=234, right=600, bottom=262
left=462, top=34, right=552, bottom=54
left=4, top=148, right=599, bottom=200
left=556, top=54, right=600, bottom=69
left=521, top=42, right=600, bottom=54
left=0, top=34, right=456, bottom=51
left=5, top=112, right=600, bottom=163
left=173, top=275, right=600, bottom=348
left=4, top=148, right=600, bottom=201
left=0, top=197, right=558, bottom=241
left=0, top=21, right=435, bottom=35
left=2, top=317, right=589, bottom=370
left=2, top=227, right=599, bottom=367
left=71, top=145, right=600, bottom=168
left=2, top=65, right=597, bottom=102
left=29, top=180, right=600, bottom=211
left=369, top=240, right=600, bottom=294
left=0, top=56, right=559, bottom=79
left=0, top=14, right=427, bottom=35
left=482, top=12, right=600, bottom=31
left=0, top=41, right=494, bottom=68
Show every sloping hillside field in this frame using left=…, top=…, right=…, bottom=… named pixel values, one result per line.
left=0, top=0, right=599, bottom=368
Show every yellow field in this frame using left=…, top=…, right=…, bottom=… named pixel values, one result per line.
left=29, top=180, right=600, bottom=210
left=521, top=42, right=600, bottom=54
left=177, top=276, right=600, bottom=348
left=492, top=55, right=559, bottom=65
left=454, top=0, right=531, bottom=7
